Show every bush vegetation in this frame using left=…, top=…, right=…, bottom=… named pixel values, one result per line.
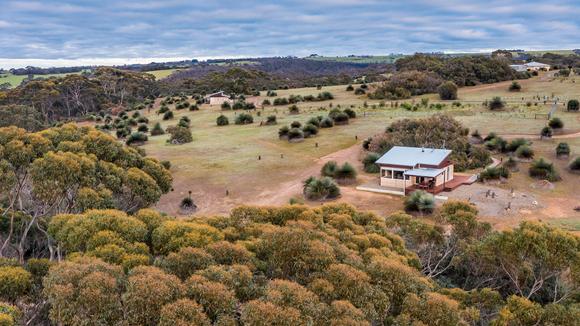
left=529, top=158, right=560, bottom=181
left=235, top=113, right=254, bottom=125
left=404, top=190, right=435, bottom=214
left=302, top=176, right=340, bottom=200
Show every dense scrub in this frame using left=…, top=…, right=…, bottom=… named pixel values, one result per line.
left=0, top=124, right=172, bottom=261
left=0, top=68, right=159, bottom=127
left=0, top=202, right=576, bottom=325
left=365, top=114, right=491, bottom=171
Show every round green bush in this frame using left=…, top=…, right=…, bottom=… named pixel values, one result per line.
left=541, top=126, right=553, bottom=138
left=151, top=122, right=165, bottom=136
left=303, top=176, right=340, bottom=200
left=163, top=111, right=174, bottom=120
left=216, top=115, right=229, bottom=126
left=556, top=143, right=570, bottom=157
left=302, top=124, right=319, bottom=137
left=529, top=158, right=560, bottom=181
left=488, top=97, right=505, bottom=110
left=515, top=145, right=534, bottom=159
left=548, top=117, right=563, bottom=129
left=437, top=81, right=458, bottom=100
left=363, top=153, right=380, bottom=173
left=343, top=108, right=356, bottom=118
left=287, top=128, right=304, bottom=141
left=278, top=126, right=290, bottom=138
left=567, top=99, right=579, bottom=112
left=290, top=121, right=302, bottom=128
left=404, top=191, right=435, bottom=214
left=320, top=117, right=334, bottom=128
left=235, top=113, right=253, bottom=125
left=126, top=132, right=148, bottom=145
left=569, top=157, right=580, bottom=171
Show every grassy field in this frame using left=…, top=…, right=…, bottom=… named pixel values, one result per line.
left=144, top=68, right=184, bottom=80
left=107, top=72, right=580, bottom=229
left=0, top=72, right=81, bottom=88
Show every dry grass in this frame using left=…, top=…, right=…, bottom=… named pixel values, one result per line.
left=127, top=73, right=580, bottom=227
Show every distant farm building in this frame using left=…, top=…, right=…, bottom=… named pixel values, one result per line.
left=375, top=146, right=458, bottom=195
left=203, top=91, right=232, bottom=105
left=510, top=61, right=551, bottom=72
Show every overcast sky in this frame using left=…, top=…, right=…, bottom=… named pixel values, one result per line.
left=1, top=0, right=579, bottom=68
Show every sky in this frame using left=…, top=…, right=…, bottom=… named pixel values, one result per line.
left=1, top=0, right=580, bottom=68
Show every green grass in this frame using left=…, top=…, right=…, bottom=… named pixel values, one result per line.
left=144, top=69, right=184, bottom=80
left=0, top=72, right=81, bottom=88
left=549, top=218, right=580, bottom=231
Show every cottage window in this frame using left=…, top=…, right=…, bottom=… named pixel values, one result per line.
left=393, top=170, right=404, bottom=180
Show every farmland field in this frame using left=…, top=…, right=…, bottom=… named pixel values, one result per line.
left=144, top=68, right=183, bottom=79
left=114, top=71, right=580, bottom=230
left=0, top=72, right=81, bottom=88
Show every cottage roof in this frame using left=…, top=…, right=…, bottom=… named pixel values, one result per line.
left=375, top=146, right=451, bottom=167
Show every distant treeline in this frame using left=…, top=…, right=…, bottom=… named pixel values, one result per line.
left=7, top=59, right=200, bottom=76
left=162, top=57, right=391, bottom=94
left=0, top=67, right=159, bottom=129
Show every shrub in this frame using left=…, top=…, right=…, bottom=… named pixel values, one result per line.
left=321, top=161, right=338, bottom=177
left=288, top=105, right=300, bottom=114
left=216, top=115, right=229, bottom=126
left=151, top=122, right=165, bottom=136
left=262, top=99, right=271, bottom=106
left=488, top=97, right=505, bottom=110
left=307, top=117, right=322, bottom=127
left=529, top=158, right=560, bottom=181
left=569, top=157, right=580, bottom=171
left=180, top=197, right=196, bottom=210
left=332, top=112, right=350, bottom=125
left=302, top=124, right=318, bottom=137
left=548, top=117, right=563, bottom=129
left=320, top=117, right=334, bottom=128
left=515, top=145, right=534, bottom=159
left=235, top=113, right=253, bottom=125
left=137, top=116, right=149, bottom=123
left=343, top=108, right=356, bottom=118
left=303, top=176, right=340, bottom=200
left=290, top=121, right=302, bottom=129
left=334, top=163, right=357, bottom=182
left=232, top=101, right=245, bottom=110
left=168, top=126, right=193, bottom=144
left=354, top=88, right=366, bottom=95
left=541, top=126, right=553, bottom=138
left=437, top=81, right=458, bottom=100
left=158, top=105, right=170, bottom=114
left=0, top=266, right=31, bottom=301
left=508, top=81, right=521, bottom=92
left=404, top=191, right=435, bottom=214
left=317, top=91, right=334, bottom=101
left=278, top=126, right=290, bottom=138
left=163, top=111, right=174, bottom=120
left=137, top=124, right=149, bottom=133
left=567, top=99, right=579, bottom=112
left=221, top=102, right=231, bottom=110
left=273, top=98, right=289, bottom=106
left=506, top=138, right=530, bottom=152
left=189, top=104, right=199, bottom=111
left=116, top=127, right=131, bottom=139
left=346, top=85, right=354, bottom=91
left=479, top=166, right=510, bottom=181
left=556, top=143, right=570, bottom=157
left=363, top=153, right=380, bottom=173
left=287, top=128, right=304, bottom=141
left=178, top=117, right=191, bottom=128
left=126, top=132, right=148, bottom=145
left=265, top=115, right=277, bottom=125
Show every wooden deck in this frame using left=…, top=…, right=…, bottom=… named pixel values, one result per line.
left=405, top=174, right=474, bottom=195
